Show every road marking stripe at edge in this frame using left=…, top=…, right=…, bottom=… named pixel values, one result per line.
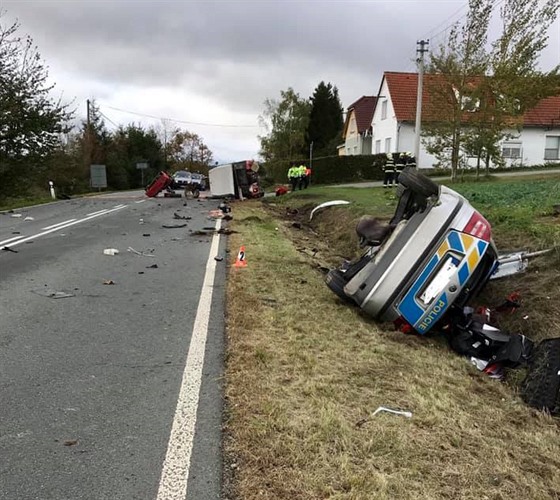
left=134, top=199, right=146, bottom=204
left=0, top=235, right=26, bottom=246
left=156, top=218, right=222, bottom=500
left=42, top=219, right=77, bottom=230
left=1, top=205, right=127, bottom=249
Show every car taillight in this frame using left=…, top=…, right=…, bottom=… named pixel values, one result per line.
left=394, top=317, right=415, bottom=334
left=464, top=212, right=491, bottom=241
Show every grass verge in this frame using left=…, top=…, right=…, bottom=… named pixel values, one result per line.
left=224, top=176, right=560, bottom=499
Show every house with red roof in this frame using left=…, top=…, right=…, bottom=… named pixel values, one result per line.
left=339, top=96, right=377, bottom=156
left=371, top=71, right=560, bottom=168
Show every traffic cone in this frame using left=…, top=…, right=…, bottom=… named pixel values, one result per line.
left=234, top=245, right=247, bottom=268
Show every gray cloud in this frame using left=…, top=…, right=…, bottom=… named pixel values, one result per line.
left=3, top=0, right=559, bottom=161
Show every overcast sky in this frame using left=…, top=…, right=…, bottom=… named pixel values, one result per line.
left=3, top=0, right=559, bottom=163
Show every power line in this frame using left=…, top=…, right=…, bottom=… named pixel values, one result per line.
left=98, top=110, right=119, bottom=129
left=104, top=105, right=259, bottom=129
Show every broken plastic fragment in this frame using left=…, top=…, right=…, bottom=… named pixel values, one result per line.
left=371, top=406, right=412, bottom=418
left=103, top=248, right=119, bottom=255
left=309, top=200, right=351, bottom=221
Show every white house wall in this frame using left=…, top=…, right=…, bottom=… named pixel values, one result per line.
left=393, top=124, right=560, bottom=169
left=371, top=79, right=398, bottom=154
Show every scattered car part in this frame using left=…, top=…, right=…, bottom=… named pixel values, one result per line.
left=309, top=200, right=351, bottom=221
left=103, top=248, right=119, bottom=255
left=491, top=249, right=553, bottom=280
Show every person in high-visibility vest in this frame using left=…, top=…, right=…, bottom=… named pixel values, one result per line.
left=395, top=152, right=407, bottom=182
left=287, top=164, right=299, bottom=191
left=383, top=153, right=396, bottom=188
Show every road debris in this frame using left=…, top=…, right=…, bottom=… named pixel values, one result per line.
left=103, top=248, right=119, bottom=255
left=162, top=223, right=187, bottom=229
left=24, top=216, right=35, bottom=221
left=371, top=406, right=412, bottom=418
left=2, top=246, right=18, bottom=253
left=173, top=212, right=192, bottom=220
left=146, top=264, right=158, bottom=269
left=214, top=256, right=224, bottom=261
left=32, top=288, right=75, bottom=299
left=63, top=440, right=78, bottom=446
left=127, top=246, right=155, bottom=257
left=103, top=280, right=115, bottom=285
left=142, top=233, right=151, bottom=237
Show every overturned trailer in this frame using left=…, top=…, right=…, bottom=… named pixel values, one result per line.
left=208, top=160, right=264, bottom=199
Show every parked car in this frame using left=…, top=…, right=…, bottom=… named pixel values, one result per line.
left=190, top=173, right=207, bottom=191
left=325, top=167, right=499, bottom=335
left=171, top=170, right=192, bottom=189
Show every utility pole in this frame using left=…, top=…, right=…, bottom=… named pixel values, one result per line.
left=309, top=141, right=313, bottom=169
left=414, top=39, right=429, bottom=168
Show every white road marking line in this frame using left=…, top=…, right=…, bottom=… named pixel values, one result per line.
left=86, top=209, right=109, bottom=216
left=157, top=218, right=222, bottom=500
left=42, top=219, right=77, bottom=230
left=1, top=205, right=128, bottom=250
left=135, top=199, right=146, bottom=204
left=113, top=204, right=126, bottom=209
left=0, top=235, right=26, bottom=246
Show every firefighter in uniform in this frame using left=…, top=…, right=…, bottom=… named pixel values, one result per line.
left=407, top=152, right=417, bottom=169
left=383, top=153, right=396, bottom=188
left=395, top=152, right=407, bottom=183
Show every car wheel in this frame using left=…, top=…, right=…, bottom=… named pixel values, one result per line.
left=398, top=167, right=439, bottom=198
left=325, top=269, right=354, bottom=304
left=520, top=338, right=560, bottom=414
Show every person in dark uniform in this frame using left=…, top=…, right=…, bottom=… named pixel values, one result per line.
left=382, top=153, right=396, bottom=188
left=395, top=152, right=407, bottom=183
left=407, top=152, right=417, bottom=169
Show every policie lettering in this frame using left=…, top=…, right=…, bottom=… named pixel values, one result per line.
left=417, top=298, right=446, bottom=332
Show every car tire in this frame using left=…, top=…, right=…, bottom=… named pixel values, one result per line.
left=398, top=167, right=439, bottom=198
left=520, top=338, right=560, bottom=414
left=325, top=269, right=354, bottom=304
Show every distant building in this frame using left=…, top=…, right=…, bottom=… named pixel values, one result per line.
left=340, top=96, right=377, bottom=156
left=371, top=71, right=560, bottom=168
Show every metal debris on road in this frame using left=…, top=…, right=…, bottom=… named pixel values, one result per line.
left=127, top=246, right=155, bottom=257
left=31, top=288, right=75, bottom=299
left=103, top=248, right=119, bottom=255
left=2, top=246, right=18, bottom=253
left=173, top=212, right=192, bottom=220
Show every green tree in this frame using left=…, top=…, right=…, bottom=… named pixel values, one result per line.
left=423, top=0, right=559, bottom=181
left=166, top=128, right=213, bottom=175
left=107, top=124, right=164, bottom=189
left=258, top=88, right=311, bottom=162
left=306, top=81, right=344, bottom=156
left=0, top=13, right=73, bottom=197
left=422, top=0, right=493, bottom=181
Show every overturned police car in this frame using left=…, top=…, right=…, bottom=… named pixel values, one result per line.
left=325, top=167, right=560, bottom=414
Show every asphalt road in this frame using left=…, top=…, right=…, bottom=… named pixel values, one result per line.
left=0, top=191, right=226, bottom=500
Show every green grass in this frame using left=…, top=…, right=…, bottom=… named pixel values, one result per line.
left=224, top=176, right=560, bottom=500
